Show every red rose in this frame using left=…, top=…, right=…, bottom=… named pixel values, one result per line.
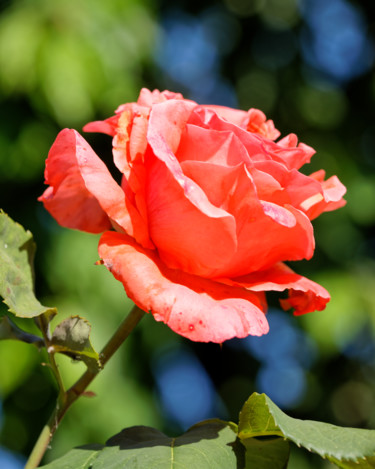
left=39, top=88, right=346, bottom=343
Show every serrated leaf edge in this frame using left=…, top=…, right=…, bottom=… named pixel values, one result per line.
left=263, top=394, right=375, bottom=464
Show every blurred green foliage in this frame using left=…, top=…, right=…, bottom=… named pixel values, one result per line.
left=0, top=0, right=155, bottom=125
left=0, top=0, right=374, bottom=468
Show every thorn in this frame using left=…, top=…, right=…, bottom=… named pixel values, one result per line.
left=82, top=390, right=97, bottom=398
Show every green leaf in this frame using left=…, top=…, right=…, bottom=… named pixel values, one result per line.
left=38, top=445, right=104, bottom=469
left=0, top=315, right=44, bottom=347
left=0, top=210, right=56, bottom=318
left=238, top=393, right=375, bottom=468
left=39, top=420, right=244, bottom=469
left=242, top=437, right=290, bottom=469
left=50, top=316, right=100, bottom=372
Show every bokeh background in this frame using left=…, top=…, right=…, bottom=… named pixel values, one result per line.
left=0, top=0, right=375, bottom=467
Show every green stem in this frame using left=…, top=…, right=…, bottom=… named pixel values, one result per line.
left=36, top=315, right=65, bottom=401
left=48, top=352, right=66, bottom=401
left=24, top=305, right=146, bottom=469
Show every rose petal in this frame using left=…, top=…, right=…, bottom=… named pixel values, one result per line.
left=39, top=129, right=152, bottom=248
left=173, top=162, right=315, bottom=278
left=177, top=124, right=251, bottom=167
left=83, top=115, right=119, bottom=136
left=304, top=170, right=347, bottom=219
left=252, top=161, right=323, bottom=208
left=113, top=107, right=149, bottom=199
left=145, top=152, right=237, bottom=276
left=265, top=134, right=316, bottom=170
left=145, top=100, right=240, bottom=276
left=261, top=201, right=297, bottom=228
left=220, top=262, right=330, bottom=315
left=148, top=99, right=197, bottom=154
left=180, top=160, right=248, bottom=210
left=98, top=231, right=269, bottom=343
left=137, top=88, right=185, bottom=106
left=210, top=165, right=315, bottom=276
left=189, top=107, right=269, bottom=161
left=197, top=106, right=280, bottom=140
left=83, top=103, right=128, bottom=136
left=244, top=108, right=280, bottom=140
left=199, top=105, right=248, bottom=126
left=98, top=104, right=151, bottom=243
left=230, top=203, right=315, bottom=276
left=71, top=130, right=152, bottom=248
left=39, top=129, right=111, bottom=233
left=82, top=89, right=186, bottom=137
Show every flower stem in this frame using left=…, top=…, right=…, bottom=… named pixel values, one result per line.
left=24, top=305, right=145, bottom=469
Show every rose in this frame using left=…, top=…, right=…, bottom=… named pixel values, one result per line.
left=39, top=88, right=346, bottom=343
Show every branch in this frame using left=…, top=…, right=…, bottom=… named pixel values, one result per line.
left=24, top=305, right=146, bottom=469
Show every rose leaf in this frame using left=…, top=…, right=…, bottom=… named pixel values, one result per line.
left=238, top=393, right=375, bottom=468
left=242, top=437, right=290, bottom=469
left=0, top=210, right=56, bottom=318
left=37, top=445, right=104, bottom=469
left=38, top=420, right=244, bottom=468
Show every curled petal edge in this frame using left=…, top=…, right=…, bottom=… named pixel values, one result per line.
left=38, top=129, right=112, bottom=233
left=218, top=262, right=330, bottom=316
left=39, top=129, right=152, bottom=248
left=98, top=232, right=269, bottom=343
left=83, top=115, right=120, bottom=137
left=303, top=170, right=347, bottom=220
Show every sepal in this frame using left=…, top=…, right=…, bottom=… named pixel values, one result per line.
left=50, top=316, right=100, bottom=372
